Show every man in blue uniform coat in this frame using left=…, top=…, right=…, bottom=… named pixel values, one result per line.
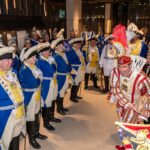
left=37, top=42, right=61, bottom=131
left=67, top=37, right=85, bottom=102
left=19, top=45, right=47, bottom=149
left=0, top=46, right=25, bottom=150
left=51, top=37, right=72, bottom=115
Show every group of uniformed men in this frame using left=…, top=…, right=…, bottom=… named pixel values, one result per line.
left=0, top=22, right=149, bottom=150
left=0, top=26, right=102, bottom=150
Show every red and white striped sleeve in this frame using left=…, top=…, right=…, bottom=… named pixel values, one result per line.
left=138, top=74, right=150, bottom=97
left=138, top=74, right=150, bottom=119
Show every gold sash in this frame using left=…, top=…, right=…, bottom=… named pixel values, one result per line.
left=0, top=71, right=24, bottom=119
left=35, top=87, right=41, bottom=102
left=53, top=77, right=57, bottom=86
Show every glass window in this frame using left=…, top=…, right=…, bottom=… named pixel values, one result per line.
left=82, top=0, right=105, bottom=33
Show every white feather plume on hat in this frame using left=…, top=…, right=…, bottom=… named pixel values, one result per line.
left=56, top=28, right=64, bottom=38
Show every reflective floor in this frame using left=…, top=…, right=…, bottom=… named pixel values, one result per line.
left=20, top=82, right=120, bottom=150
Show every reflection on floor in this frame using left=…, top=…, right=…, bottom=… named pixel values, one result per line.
left=20, top=83, right=120, bottom=150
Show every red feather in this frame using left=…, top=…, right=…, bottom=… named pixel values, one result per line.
left=112, top=24, right=128, bottom=49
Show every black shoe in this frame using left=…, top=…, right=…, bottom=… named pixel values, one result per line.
left=35, top=133, right=47, bottom=140
left=29, top=138, right=41, bottom=149
left=50, top=117, right=61, bottom=123
left=94, top=85, right=99, bottom=89
left=57, top=110, right=66, bottom=115
left=84, top=86, right=88, bottom=90
left=70, top=98, right=79, bottom=103
left=44, top=123, right=55, bottom=131
left=76, top=96, right=83, bottom=99
left=102, top=89, right=109, bottom=93
left=62, top=107, right=69, bottom=112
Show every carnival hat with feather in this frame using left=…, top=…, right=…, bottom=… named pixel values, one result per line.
left=20, top=45, right=38, bottom=62
left=0, top=46, right=14, bottom=60
left=111, top=24, right=127, bottom=56
left=87, top=31, right=98, bottom=41
left=38, top=42, right=50, bottom=53
left=51, top=28, right=65, bottom=49
left=69, top=37, right=84, bottom=45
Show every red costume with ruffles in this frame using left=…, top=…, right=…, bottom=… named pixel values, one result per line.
left=110, top=55, right=150, bottom=124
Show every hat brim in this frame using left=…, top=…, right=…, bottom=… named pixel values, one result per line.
left=51, top=37, right=64, bottom=49
left=87, top=37, right=98, bottom=41
left=0, top=53, right=13, bottom=60
left=38, top=46, right=50, bottom=53
left=23, top=46, right=37, bottom=61
left=27, top=51, right=37, bottom=60
left=118, top=62, right=132, bottom=66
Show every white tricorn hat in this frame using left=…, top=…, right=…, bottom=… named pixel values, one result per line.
left=51, top=37, right=64, bottom=49
left=127, top=23, right=138, bottom=32
left=0, top=46, right=14, bottom=60
left=37, top=42, right=50, bottom=53
left=87, top=31, right=98, bottom=41
left=21, top=45, right=38, bottom=62
left=135, top=29, right=144, bottom=35
left=69, top=37, right=84, bottom=45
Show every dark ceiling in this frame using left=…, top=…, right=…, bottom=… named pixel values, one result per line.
left=83, top=0, right=150, bottom=3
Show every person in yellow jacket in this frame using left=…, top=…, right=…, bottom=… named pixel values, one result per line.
left=0, top=46, right=25, bottom=150
left=85, top=31, right=100, bottom=90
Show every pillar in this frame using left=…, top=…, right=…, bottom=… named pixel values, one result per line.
left=66, top=0, right=82, bottom=38
left=105, top=3, right=112, bottom=34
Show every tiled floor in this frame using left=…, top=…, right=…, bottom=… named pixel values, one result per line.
left=20, top=84, right=120, bottom=150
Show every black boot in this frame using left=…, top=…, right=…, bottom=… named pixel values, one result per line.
left=26, top=121, right=41, bottom=149
left=93, top=74, right=99, bottom=89
left=56, top=97, right=66, bottom=115
left=70, top=85, right=79, bottom=103
left=35, top=113, right=47, bottom=140
left=84, top=73, right=89, bottom=90
left=42, top=107, right=55, bottom=131
left=49, top=101, right=61, bottom=123
left=90, top=74, right=94, bottom=81
left=76, top=83, right=83, bottom=99
left=60, top=97, right=69, bottom=112
left=9, top=135, right=19, bottom=150
left=103, top=76, right=109, bottom=93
